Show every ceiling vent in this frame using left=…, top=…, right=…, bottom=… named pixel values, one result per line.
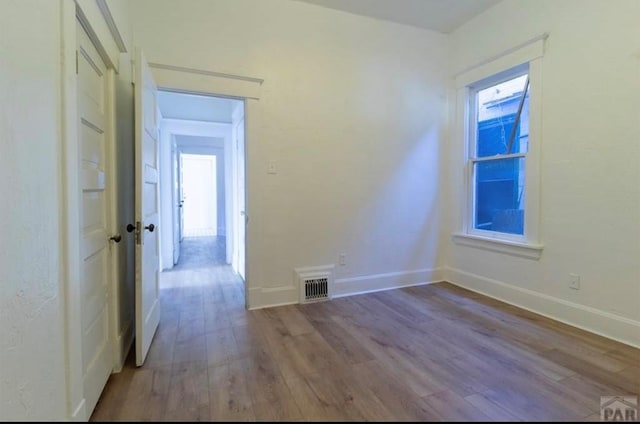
left=295, top=265, right=334, bottom=304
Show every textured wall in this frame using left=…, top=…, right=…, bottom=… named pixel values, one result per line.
left=0, top=0, right=67, bottom=419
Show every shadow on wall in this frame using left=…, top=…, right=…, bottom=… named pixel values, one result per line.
left=333, top=123, right=444, bottom=277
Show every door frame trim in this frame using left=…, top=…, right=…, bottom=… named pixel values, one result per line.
left=151, top=66, right=258, bottom=308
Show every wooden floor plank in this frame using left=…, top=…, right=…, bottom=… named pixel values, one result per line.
left=239, top=347, right=303, bottom=421
left=350, top=360, right=441, bottom=421
left=332, top=314, right=447, bottom=397
left=479, top=386, right=575, bottom=421
left=465, top=392, right=521, bottom=421
left=298, top=305, right=374, bottom=365
left=421, top=390, right=491, bottom=421
left=542, top=348, right=639, bottom=395
left=164, top=361, right=210, bottom=421
left=208, top=359, right=255, bottom=421
left=90, top=364, right=135, bottom=421
left=618, top=366, right=640, bottom=395
left=286, top=374, right=358, bottom=421
left=605, top=348, right=640, bottom=369
left=274, top=304, right=316, bottom=336
left=172, top=332, right=208, bottom=365
left=205, top=326, right=239, bottom=367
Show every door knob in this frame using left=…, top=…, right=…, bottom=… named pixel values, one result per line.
left=109, top=234, right=122, bottom=243
left=144, top=223, right=155, bottom=232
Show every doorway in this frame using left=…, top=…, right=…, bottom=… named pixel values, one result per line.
left=181, top=153, right=218, bottom=238
left=172, top=152, right=226, bottom=270
left=156, top=90, right=246, bottom=296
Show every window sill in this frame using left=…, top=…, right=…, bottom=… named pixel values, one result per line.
left=452, top=233, right=543, bottom=260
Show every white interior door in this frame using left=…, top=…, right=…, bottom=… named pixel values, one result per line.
left=179, top=153, right=185, bottom=242
left=236, top=117, right=246, bottom=280
left=134, top=48, right=161, bottom=366
left=76, top=19, right=113, bottom=413
left=171, top=143, right=181, bottom=264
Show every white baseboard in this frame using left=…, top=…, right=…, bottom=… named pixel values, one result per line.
left=113, top=319, right=133, bottom=372
left=446, top=267, right=640, bottom=348
left=70, top=398, right=86, bottom=421
left=247, top=268, right=444, bottom=309
left=247, top=285, right=298, bottom=310
left=334, top=268, right=444, bottom=298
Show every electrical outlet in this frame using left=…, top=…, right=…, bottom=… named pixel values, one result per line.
left=339, top=253, right=347, bottom=266
left=569, top=273, right=580, bottom=290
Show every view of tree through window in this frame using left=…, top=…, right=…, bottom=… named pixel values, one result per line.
left=472, top=73, right=529, bottom=235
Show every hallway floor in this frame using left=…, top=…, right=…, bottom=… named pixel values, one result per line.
left=167, top=235, right=228, bottom=270
left=91, top=236, right=250, bottom=420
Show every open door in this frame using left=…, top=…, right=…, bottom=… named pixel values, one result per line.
left=236, top=117, right=246, bottom=280
left=179, top=153, right=185, bottom=242
left=134, top=48, right=161, bottom=366
left=172, top=143, right=181, bottom=264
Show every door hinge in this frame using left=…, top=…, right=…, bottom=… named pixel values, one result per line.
left=135, top=221, right=142, bottom=245
left=75, top=50, right=79, bottom=74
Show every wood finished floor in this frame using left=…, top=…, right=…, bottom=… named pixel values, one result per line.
left=91, top=238, right=639, bottom=422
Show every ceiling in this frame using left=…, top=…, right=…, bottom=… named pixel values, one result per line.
left=158, top=91, right=240, bottom=123
left=294, top=0, right=500, bottom=33
left=175, top=135, right=225, bottom=149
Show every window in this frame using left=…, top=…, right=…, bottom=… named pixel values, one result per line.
left=452, top=35, right=546, bottom=259
left=470, top=68, right=529, bottom=236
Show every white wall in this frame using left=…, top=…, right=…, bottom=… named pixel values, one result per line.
left=447, top=0, right=640, bottom=345
left=0, top=1, right=66, bottom=420
left=131, top=0, right=448, bottom=306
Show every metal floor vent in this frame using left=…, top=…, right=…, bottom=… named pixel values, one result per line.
left=295, top=265, right=334, bottom=304
left=303, top=277, right=329, bottom=301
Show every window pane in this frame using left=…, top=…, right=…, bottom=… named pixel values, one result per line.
left=476, top=75, right=529, bottom=157
left=474, top=158, right=525, bottom=235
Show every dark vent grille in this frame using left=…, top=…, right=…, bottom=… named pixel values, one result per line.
left=304, top=278, right=328, bottom=301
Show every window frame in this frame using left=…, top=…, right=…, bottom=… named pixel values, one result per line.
left=452, top=36, right=546, bottom=259
left=468, top=65, right=529, bottom=241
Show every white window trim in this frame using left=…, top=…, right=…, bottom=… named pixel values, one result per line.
left=453, top=35, right=547, bottom=259
left=452, top=233, right=543, bottom=260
